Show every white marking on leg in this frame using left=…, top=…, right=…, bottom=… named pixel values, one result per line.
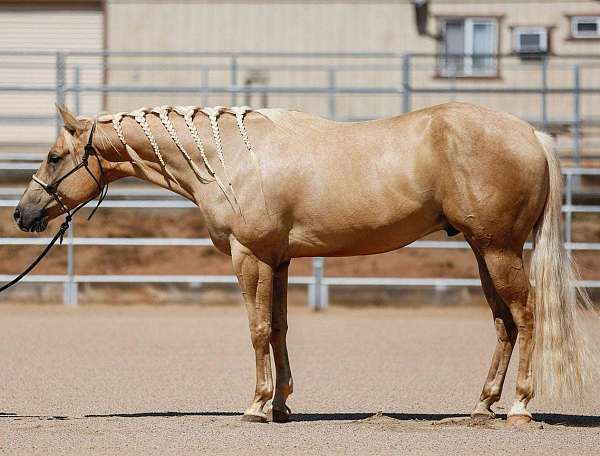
left=508, top=400, right=532, bottom=418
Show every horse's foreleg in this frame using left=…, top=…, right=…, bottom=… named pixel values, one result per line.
left=231, top=239, right=274, bottom=423
left=270, top=261, right=293, bottom=423
left=471, top=249, right=517, bottom=420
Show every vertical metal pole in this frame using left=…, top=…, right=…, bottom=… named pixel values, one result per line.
left=401, top=54, right=412, bottom=114
left=65, top=222, right=77, bottom=306
left=55, top=51, right=73, bottom=305
left=55, top=52, right=66, bottom=136
left=310, top=257, right=327, bottom=310
left=328, top=68, right=336, bottom=120
left=541, top=56, right=548, bottom=129
left=573, top=65, right=581, bottom=167
left=201, top=67, right=209, bottom=107
left=450, top=71, right=457, bottom=102
left=65, top=72, right=81, bottom=306
left=230, top=56, right=238, bottom=106
left=565, top=172, right=573, bottom=257
left=74, top=66, right=81, bottom=116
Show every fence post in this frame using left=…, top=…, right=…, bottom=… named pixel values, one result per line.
left=565, top=172, right=573, bottom=258
left=328, top=68, right=337, bottom=120
left=309, top=257, right=327, bottom=310
left=64, top=221, right=78, bottom=306
left=541, top=56, right=548, bottom=129
left=230, top=55, right=238, bottom=106
left=573, top=65, right=581, bottom=167
left=55, top=52, right=66, bottom=135
left=65, top=71, right=81, bottom=306
left=55, top=51, right=75, bottom=305
left=401, top=54, right=412, bottom=114
left=201, top=67, right=209, bottom=107
left=74, top=66, right=81, bottom=116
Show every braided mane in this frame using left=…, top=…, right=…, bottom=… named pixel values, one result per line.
left=98, top=105, right=263, bottom=216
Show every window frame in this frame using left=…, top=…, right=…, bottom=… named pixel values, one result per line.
left=438, top=16, right=500, bottom=78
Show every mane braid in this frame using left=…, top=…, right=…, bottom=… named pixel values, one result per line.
left=232, top=107, right=271, bottom=216
left=202, top=107, right=243, bottom=217
left=132, top=110, right=178, bottom=184
left=156, top=106, right=211, bottom=185
left=179, top=106, right=238, bottom=213
left=103, top=105, right=256, bottom=219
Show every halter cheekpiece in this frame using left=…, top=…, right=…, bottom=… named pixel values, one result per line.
left=32, top=121, right=108, bottom=227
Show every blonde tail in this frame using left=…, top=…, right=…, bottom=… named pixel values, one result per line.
left=531, top=130, right=598, bottom=399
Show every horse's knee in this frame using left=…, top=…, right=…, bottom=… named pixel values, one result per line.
left=250, top=322, right=272, bottom=348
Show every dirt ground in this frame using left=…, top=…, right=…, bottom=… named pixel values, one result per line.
left=1, top=304, right=599, bottom=455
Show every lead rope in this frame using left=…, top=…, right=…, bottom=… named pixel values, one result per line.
left=0, top=220, right=71, bottom=293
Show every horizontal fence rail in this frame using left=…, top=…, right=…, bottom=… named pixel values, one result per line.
left=0, top=168, right=598, bottom=308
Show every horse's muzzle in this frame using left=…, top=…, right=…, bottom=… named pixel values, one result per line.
left=14, top=205, right=48, bottom=233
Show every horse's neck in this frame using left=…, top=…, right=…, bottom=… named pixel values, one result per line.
left=93, top=110, right=247, bottom=207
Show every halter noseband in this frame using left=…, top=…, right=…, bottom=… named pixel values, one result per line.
left=32, top=121, right=108, bottom=224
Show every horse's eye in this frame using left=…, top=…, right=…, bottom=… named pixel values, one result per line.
left=48, top=155, right=62, bottom=164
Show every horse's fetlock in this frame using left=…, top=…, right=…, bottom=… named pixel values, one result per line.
left=255, top=385, right=273, bottom=401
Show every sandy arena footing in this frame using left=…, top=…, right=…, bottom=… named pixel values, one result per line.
left=0, top=304, right=599, bottom=455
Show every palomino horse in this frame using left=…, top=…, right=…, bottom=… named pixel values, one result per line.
left=14, top=103, right=596, bottom=424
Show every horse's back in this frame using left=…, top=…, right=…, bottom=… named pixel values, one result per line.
left=252, top=103, right=548, bottom=257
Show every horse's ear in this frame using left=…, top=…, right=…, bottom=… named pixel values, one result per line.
left=56, top=104, right=88, bottom=135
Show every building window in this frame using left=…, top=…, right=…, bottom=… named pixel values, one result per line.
left=571, top=16, right=600, bottom=38
left=512, top=27, right=549, bottom=58
left=439, top=18, right=498, bottom=77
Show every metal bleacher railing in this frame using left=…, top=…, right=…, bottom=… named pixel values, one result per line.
left=0, top=50, right=599, bottom=308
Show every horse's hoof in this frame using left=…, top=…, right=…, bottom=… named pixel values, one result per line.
left=470, top=412, right=494, bottom=424
left=271, top=408, right=290, bottom=423
left=507, top=414, right=532, bottom=426
left=241, top=413, right=268, bottom=423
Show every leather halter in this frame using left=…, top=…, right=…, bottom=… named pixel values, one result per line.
left=32, top=122, right=108, bottom=223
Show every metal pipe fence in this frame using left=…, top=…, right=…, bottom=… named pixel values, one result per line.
left=0, top=167, right=599, bottom=308
left=0, top=50, right=599, bottom=307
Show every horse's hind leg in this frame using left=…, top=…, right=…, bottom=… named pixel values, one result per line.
left=270, top=261, right=294, bottom=423
left=477, top=246, right=534, bottom=425
left=470, top=248, right=517, bottom=420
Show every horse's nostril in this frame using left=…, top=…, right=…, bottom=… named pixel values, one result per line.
left=13, top=207, right=21, bottom=221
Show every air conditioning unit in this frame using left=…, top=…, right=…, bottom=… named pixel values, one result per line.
left=512, top=27, right=548, bottom=54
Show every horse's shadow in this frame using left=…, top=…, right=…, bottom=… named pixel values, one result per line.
left=2, top=411, right=600, bottom=427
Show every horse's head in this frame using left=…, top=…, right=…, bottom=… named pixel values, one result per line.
left=14, top=105, right=106, bottom=232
